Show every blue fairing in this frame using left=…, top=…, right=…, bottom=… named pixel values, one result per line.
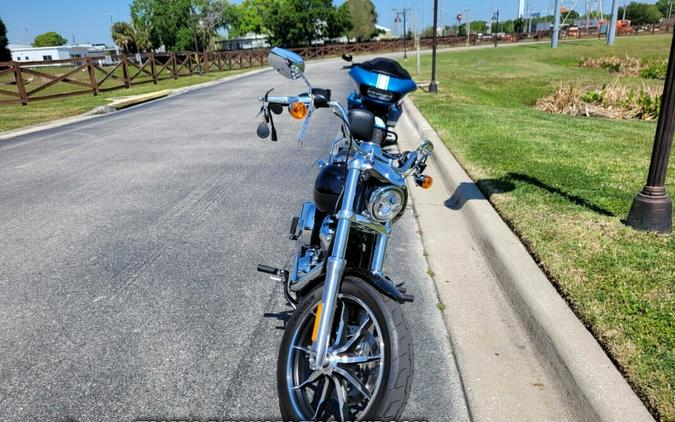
left=349, top=66, right=417, bottom=97
left=347, top=60, right=416, bottom=127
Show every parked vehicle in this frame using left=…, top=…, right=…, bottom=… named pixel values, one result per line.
left=341, top=53, right=417, bottom=134
left=255, top=47, right=434, bottom=421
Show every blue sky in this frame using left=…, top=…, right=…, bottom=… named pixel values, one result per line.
left=1, top=0, right=614, bottom=46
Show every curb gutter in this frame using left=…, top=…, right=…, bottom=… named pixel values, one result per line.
left=402, top=97, right=654, bottom=422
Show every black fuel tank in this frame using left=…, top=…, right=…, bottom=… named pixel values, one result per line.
left=314, top=162, right=346, bottom=214
left=314, top=163, right=345, bottom=214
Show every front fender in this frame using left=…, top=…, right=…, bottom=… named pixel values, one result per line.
left=295, top=267, right=413, bottom=303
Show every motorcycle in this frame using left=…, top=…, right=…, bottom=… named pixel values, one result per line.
left=255, top=47, right=434, bottom=421
left=341, top=53, right=417, bottom=133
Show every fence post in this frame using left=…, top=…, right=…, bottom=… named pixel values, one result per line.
left=122, top=56, right=131, bottom=88
left=149, top=53, right=157, bottom=84
left=13, top=62, right=28, bottom=105
left=86, top=57, right=99, bottom=96
left=171, top=53, right=178, bottom=79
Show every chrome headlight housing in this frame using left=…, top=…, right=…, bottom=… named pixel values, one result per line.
left=367, top=186, right=405, bottom=222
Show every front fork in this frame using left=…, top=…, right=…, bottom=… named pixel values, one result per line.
left=309, top=162, right=361, bottom=370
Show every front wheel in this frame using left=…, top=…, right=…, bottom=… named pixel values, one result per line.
left=277, top=276, right=414, bottom=421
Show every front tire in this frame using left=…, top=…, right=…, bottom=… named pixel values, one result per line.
left=277, top=276, right=414, bottom=421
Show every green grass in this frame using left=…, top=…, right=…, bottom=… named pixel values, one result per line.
left=0, top=66, right=253, bottom=132
left=404, top=35, right=675, bottom=421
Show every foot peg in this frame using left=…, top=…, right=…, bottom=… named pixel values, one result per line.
left=257, top=264, right=282, bottom=275
left=257, top=264, right=288, bottom=282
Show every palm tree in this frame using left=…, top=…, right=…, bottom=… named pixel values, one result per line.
left=111, top=22, right=137, bottom=53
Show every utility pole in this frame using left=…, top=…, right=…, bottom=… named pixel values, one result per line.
left=190, top=6, right=203, bottom=76
left=552, top=0, right=561, bottom=48
left=626, top=32, right=675, bottom=233
left=492, top=10, right=500, bottom=48
left=429, top=0, right=439, bottom=93
left=414, top=4, right=421, bottom=77
left=608, top=0, right=620, bottom=45
left=466, top=9, right=472, bottom=46
left=622, top=0, right=627, bottom=20
left=106, top=13, right=119, bottom=55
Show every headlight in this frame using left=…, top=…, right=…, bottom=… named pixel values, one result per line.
left=366, top=87, right=394, bottom=102
left=368, top=186, right=405, bottom=222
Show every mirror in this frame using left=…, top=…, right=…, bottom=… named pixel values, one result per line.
left=418, top=140, right=434, bottom=155
left=257, top=121, right=270, bottom=139
left=268, top=47, right=305, bottom=80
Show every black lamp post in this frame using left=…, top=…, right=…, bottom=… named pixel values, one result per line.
left=394, top=9, right=410, bottom=59
left=626, top=33, right=675, bottom=233
left=429, top=0, right=439, bottom=93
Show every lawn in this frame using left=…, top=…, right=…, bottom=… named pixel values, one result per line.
left=0, top=66, right=254, bottom=132
left=405, top=35, right=674, bottom=420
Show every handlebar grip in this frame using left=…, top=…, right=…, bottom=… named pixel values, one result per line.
left=267, top=95, right=312, bottom=106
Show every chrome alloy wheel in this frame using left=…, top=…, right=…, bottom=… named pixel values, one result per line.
left=285, top=294, right=385, bottom=421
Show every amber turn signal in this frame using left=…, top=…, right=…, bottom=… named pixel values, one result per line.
left=289, top=101, right=308, bottom=120
left=311, top=302, right=323, bottom=342
left=416, top=175, right=433, bottom=189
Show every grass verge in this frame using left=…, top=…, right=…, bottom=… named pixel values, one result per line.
left=0, top=67, right=254, bottom=133
left=404, top=35, right=674, bottom=420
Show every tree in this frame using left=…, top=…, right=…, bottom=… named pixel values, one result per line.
left=655, top=0, right=672, bottom=18
left=326, top=2, right=353, bottom=39
left=0, top=17, right=11, bottom=62
left=347, top=0, right=377, bottom=42
left=111, top=22, right=137, bottom=53
left=129, top=0, right=232, bottom=52
left=230, top=0, right=266, bottom=38
left=32, top=31, right=67, bottom=47
left=620, top=2, right=663, bottom=25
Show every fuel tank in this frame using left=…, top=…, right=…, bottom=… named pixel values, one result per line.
left=313, top=162, right=346, bottom=214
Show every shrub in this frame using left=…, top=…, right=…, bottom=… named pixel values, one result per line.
left=639, top=57, right=667, bottom=79
left=537, top=80, right=661, bottom=120
left=579, top=56, right=641, bottom=76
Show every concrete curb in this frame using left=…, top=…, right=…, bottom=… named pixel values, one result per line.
left=402, top=97, right=654, bottom=422
left=107, top=89, right=172, bottom=110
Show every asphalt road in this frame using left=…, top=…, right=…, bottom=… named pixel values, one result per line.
left=0, top=59, right=470, bottom=421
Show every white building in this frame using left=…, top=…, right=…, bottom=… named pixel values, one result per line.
left=9, top=44, right=92, bottom=63
left=219, top=33, right=270, bottom=50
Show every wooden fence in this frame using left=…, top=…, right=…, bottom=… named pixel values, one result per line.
left=0, top=49, right=268, bottom=106
left=0, top=29, right=670, bottom=106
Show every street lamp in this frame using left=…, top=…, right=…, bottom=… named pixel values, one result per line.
left=457, top=13, right=463, bottom=36
left=626, top=32, right=675, bottom=233
left=429, top=0, right=439, bottom=93
left=394, top=9, right=411, bottom=59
